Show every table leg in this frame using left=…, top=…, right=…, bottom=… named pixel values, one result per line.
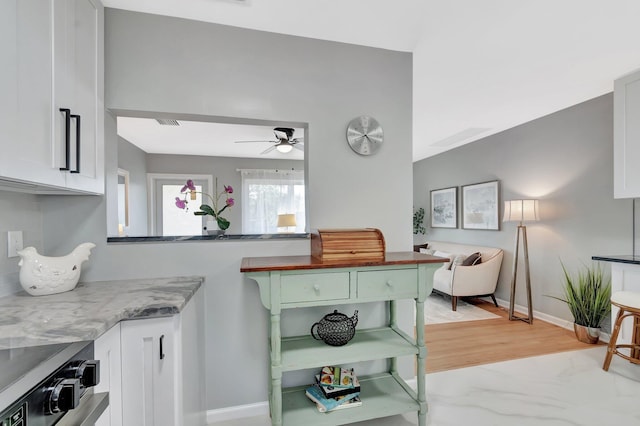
left=389, top=300, right=398, bottom=375
left=270, top=313, right=282, bottom=426
left=416, top=299, right=426, bottom=426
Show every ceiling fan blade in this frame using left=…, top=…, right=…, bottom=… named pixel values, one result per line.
left=260, top=145, right=277, bottom=154
left=234, top=140, right=276, bottom=144
left=293, top=144, right=304, bottom=151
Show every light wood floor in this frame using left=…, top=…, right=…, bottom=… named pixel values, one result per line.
left=425, top=298, right=600, bottom=373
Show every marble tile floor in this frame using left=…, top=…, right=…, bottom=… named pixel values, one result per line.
left=210, top=346, right=640, bottom=425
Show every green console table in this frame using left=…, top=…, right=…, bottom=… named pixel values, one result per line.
left=241, top=252, right=445, bottom=426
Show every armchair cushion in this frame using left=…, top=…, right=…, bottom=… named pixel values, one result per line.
left=462, top=252, right=482, bottom=266
left=433, top=250, right=454, bottom=269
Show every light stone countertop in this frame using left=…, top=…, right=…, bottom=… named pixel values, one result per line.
left=0, top=276, right=203, bottom=349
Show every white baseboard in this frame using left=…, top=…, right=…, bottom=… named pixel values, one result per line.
left=207, top=302, right=610, bottom=424
left=206, top=401, right=269, bottom=424
left=494, top=297, right=611, bottom=343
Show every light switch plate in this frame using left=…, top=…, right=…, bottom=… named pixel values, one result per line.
left=8, top=231, right=23, bottom=258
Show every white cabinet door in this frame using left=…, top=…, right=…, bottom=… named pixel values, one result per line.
left=0, top=0, right=104, bottom=194
left=54, top=0, right=104, bottom=194
left=614, top=69, right=640, bottom=198
left=94, top=323, right=123, bottom=426
left=120, top=316, right=178, bottom=426
left=0, top=0, right=18, bottom=178
left=0, top=0, right=66, bottom=189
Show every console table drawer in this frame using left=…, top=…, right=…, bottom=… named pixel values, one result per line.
left=281, top=272, right=350, bottom=303
left=357, top=269, right=418, bottom=299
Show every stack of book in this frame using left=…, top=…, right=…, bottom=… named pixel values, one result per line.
left=305, top=366, right=362, bottom=413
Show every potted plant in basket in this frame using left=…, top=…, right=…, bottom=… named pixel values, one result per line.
left=548, top=262, right=611, bottom=344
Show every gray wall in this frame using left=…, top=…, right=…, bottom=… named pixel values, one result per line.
left=413, top=93, right=631, bottom=322
left=117, top=137, right=148, bottom=236
left=0, top=192, right=43, bottom=297
left=40, top=9, right=414, bottom=411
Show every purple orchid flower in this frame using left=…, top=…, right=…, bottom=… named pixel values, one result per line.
left=180, top=179, right=196, bottom=193
left=224, top=185, right=233, bottom=194
left=175, top=197, right=187, bottom=209
left=226, top=198, right=235, bottom=207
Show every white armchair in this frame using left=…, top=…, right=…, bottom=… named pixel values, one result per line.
left=421, top=241, right=503, bottom=311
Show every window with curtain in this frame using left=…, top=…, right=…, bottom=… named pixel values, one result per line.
left=240, top=169, right=305, bottom=234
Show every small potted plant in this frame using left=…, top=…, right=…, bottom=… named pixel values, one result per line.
left=413, top=207, right=428, bottom=251
left=175, top=178, right=235, bottom=233
left=549, top=262, right=611, bottom=344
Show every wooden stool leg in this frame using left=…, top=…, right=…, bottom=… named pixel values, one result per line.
left=603, top=308, right=626, bottom=371
left=632, top=316, right=640, bottom=360
left=451, top=296, right=458, bottom=311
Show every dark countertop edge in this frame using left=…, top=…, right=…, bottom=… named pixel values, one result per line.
left=107, top=233, right=310, bottom=243
left=592, top=255, right=640, bottom=265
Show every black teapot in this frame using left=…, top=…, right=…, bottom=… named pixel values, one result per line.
left=311, top=310, right=359, bottom=346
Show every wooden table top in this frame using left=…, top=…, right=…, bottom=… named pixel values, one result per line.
left=240, top=251, right=447, bottom=272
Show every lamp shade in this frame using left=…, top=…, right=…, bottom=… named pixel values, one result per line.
left=277, top=213, right=297, bottom=227
left=503, top=199, right=539, bottom=223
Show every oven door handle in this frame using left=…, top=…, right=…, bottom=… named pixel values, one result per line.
left=56, top=390, right=109, bottom=426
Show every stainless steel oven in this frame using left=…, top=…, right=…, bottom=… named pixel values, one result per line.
left=0, top=341, right=108, bottom=426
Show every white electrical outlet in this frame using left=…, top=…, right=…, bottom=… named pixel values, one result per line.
left=7, top=231, right=23, bottom=258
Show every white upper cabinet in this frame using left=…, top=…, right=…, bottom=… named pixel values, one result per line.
left=614, top=69, right=640, bottom=199
left=0, top=0, right=104, bottom=194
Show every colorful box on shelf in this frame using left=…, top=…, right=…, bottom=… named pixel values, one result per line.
left=310, top=228, right=386, bottom=262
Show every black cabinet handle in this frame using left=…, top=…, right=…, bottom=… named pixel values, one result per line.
left=159, top=334, right=165, bottom=360
left=59, top=108, right=71, bottom=171
left=70, top=114, right=80, bottom=173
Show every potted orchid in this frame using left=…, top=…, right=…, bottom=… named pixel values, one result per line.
left=175, top=179, right=235, bottom=231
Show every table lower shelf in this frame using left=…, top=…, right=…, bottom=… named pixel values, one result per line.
left=281, top=372, right=421, bottom=426
left=280, top=327, right=418, bottom=372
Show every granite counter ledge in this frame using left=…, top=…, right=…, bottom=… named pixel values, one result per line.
left=107, top=232, right=309, bottom=243
left=0, top=276, right=203, bottom=350
left=592, top=255, right=640, bottom=265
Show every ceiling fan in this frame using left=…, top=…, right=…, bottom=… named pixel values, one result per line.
left=235, top=127, right=304, bottom=154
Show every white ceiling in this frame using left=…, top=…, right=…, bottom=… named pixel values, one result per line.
left=117, top=117, right=304, bottom=160
left=105, top=0, right=640, bottom=161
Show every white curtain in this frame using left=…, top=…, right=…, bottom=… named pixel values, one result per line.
left=240, top=169, right=305, bottom=234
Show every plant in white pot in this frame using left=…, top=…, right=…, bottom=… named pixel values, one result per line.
left=549, top=262, right=611, bottom=344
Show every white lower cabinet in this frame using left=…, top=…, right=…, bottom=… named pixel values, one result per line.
left=94, top=289, right=205, bottom=426
left=121, top=316, right=177, bottom=426
left=94, top=323, right=123, bottom=426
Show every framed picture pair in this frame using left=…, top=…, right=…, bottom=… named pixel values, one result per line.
left=430, top=180, right=500, bottom=230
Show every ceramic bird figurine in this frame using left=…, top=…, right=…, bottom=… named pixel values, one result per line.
left=17, top=243, right=96, bottom=296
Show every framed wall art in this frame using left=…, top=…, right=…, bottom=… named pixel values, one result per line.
left=462, top=180, right=500, bottom=230
left=430, top=187, right=458, bottom=228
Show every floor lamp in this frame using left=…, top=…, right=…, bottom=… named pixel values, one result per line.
left=503, top=199, right=539, bottom=324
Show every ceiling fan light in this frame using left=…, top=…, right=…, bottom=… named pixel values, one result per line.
left=276, top=143, right=293, bottom=153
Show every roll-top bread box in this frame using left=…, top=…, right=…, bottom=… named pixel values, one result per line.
left=311, top=228, right=386, bottom=262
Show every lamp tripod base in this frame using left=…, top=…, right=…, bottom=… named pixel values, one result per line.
left=509, top=224, right=534, bottom=324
